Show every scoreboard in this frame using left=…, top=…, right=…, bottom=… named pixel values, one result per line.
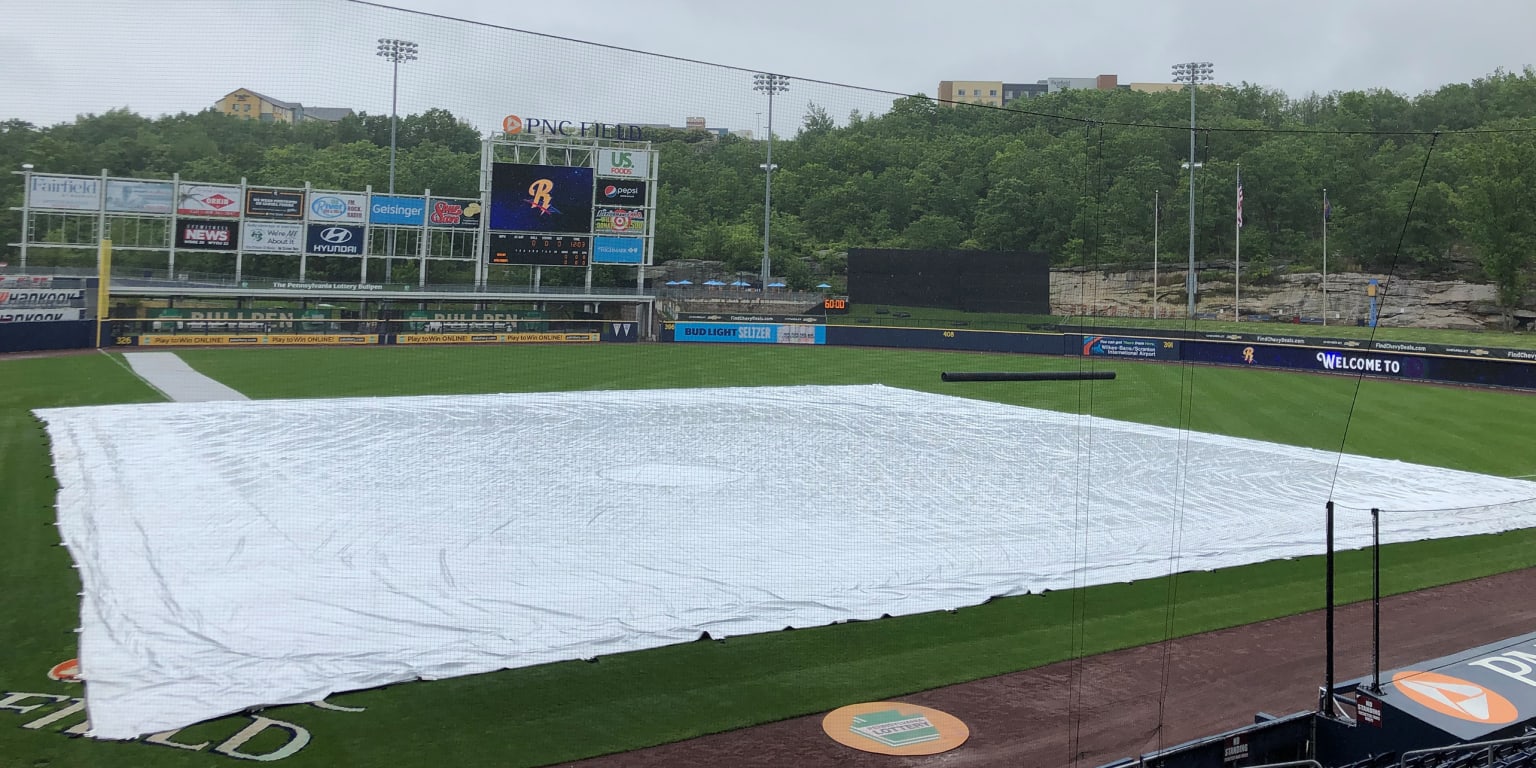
left=489, top=233, right=590, bottom=267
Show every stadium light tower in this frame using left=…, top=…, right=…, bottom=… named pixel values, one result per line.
left=753, top=73, right=789, bottom=290
left=377, top=38, right=418, bottom=282
left=1172, top=61, right=1213, bottom=318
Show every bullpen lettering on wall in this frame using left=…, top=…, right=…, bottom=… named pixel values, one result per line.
left=370, top=195, right=426, bottom=226
left=673, top=322, right=825, bottom=345
left=176, top=220, right=239, bottom=250
left=305, top=224, right=364, bottom=255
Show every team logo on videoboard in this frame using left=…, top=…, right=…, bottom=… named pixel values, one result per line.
left=488, top=163, right=594, bottom=233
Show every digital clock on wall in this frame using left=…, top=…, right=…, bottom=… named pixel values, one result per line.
left=823, top=297, right=850, bottom=314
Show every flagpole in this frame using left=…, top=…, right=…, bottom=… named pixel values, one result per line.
left=1155, top=190, right=1161, bottom=319
left=1323, top=188, right=1329, bottom=327
left=1234, top=164, right=1241, bottom=323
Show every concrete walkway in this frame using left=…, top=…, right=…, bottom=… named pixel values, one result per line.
left=124, top=352, right=249, bottom=402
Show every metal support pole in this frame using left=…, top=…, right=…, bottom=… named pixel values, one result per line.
left=753, top=73, right=789, bottom=289
left=1187, top=88, right=1197, bottom=318
left=1371, top=506, right=1381, bottom=694
left=1322, top=499, right=1336, bottom=715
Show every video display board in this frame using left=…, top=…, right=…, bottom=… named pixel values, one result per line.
left=489, top=163, right=594, bottom=234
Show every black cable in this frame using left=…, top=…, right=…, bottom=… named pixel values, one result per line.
left=1325, top=134, right=1441, bottom=501
left=346, top=0, right=1536, bottom=139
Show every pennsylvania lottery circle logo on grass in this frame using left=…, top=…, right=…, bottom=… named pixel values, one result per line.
left=821, top=701, right=969, bottom=755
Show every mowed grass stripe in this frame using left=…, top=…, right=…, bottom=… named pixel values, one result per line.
left=2, top=345, right=1532, bottom=767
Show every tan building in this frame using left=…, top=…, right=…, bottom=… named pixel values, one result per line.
left=1128, top=82, right=1184, bottom=93
left=215, top=89, right=355, bottom=124
left=938, top=80, right=1005, bottom=107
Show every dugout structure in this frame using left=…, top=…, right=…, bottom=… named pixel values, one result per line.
left=847, top=248, right=1051, bottom=315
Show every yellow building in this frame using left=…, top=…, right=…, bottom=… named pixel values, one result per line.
left=937, top=81, right=1005, bottom=107
left=215, top=89, right=354, bottom=123
left=1128, top=82, right=1184, bottom=93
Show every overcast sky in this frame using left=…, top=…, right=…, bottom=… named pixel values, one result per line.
left=3, top=0, right=1535, bottom=136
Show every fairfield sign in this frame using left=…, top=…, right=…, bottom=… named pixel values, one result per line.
left=501, top=114, right=644, bottom=140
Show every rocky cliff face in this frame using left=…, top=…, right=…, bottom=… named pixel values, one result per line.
left=1050, top=270, right=1526, bottom=330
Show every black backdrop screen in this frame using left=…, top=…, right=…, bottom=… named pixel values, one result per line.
left=847, top=248, right=1052, bottom=314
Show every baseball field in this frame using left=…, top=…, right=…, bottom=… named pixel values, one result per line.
left=3, top=344, right=1534, bottom=767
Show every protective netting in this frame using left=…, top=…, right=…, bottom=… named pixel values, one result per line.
left=37, top=385, right=1536, bottom=738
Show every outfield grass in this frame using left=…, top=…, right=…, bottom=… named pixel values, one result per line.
left=2, top=345, right=1534, bottom=767
left=828, top=303, right=1536, bottom=349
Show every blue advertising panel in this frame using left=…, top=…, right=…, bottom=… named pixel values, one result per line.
left=1181, top=340, right=1428, bottom=380
left=489, top=163, right=594, bottom=233
left=673, top=322, right=825, bottom=345
left=1081, top=335, right=1180, bottom=360
left=824, top=325, right=1069, bottom=355
left=592, top=236, right=644, bottom=264
left=305, top=224, right=365, bottom=255
left=370, top=195, right=427, bottom=226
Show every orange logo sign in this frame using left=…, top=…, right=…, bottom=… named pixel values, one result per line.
left=822, top=702, right=968, bottom=756
left=1393, top=670, right=1519, bottom=724
left=47, top=658, right=81, bottom=683
left=501, top=115, right=523, bottom=134
left=527, top=179, right=555, bottom=214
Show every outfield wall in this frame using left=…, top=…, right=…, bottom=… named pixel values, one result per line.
left=660, top=322, right=1536, bottom=391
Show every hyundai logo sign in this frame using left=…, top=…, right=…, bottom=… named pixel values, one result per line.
left=320, top=227, right=353, bottom=244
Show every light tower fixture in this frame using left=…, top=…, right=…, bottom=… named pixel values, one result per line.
left=377, top=38, right=418, bottom=283
left=752, top=73, right=790, bottom=290
left=1171, top=61, right=1214, bottom=318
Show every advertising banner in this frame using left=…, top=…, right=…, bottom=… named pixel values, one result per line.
left=597, top=149, right=650, bottom=178
left=176, top=220, right=239, bottom=250
left=489, top=163, right=594, bottom=233
left=28, top=175, right=100, bottom=210
left=307, top=192, right=368, bottom=222
left=369, top=195, right=427, bottom=226
left=594, top=207, right=646, bottom=234
left=104, top=180, right=174, bottom=214
left=601, top=322, right=640, bottom=342
left=426, top=198, right=482, bottom=229
left=244, top=189, right=305, bottom=219
left=394, top=332, right=600, bottom=345
left=305, top=224, right=365, bottom=256
left=0, top=308, right=85, bottom=322
left=673, top=322, right=826, bottom=345
left=134, top=335, right=377, bottom=346
left=0, top=276, right=55, bottom=288
left=242, top=221, right=304, bottom=253
left=177, top=184, right=242, bottom=217
left=592, top=236, right=644, bottom=264
left=0, top=289, right=85, bottom=306
left=597, top=179, right=647, bottom=206
left=1081, top=335, right=1180, bottom=360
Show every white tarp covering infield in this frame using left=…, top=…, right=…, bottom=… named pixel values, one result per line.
left=36, top=384, right=1536, bottom=739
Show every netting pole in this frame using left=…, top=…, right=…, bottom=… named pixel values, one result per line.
left=1320, top=499, right=1335, bottom=715
left=1371, top=506, right=1381, bottom=694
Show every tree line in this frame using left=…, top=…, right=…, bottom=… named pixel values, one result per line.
left=2, top=69, right=1534, bottom=307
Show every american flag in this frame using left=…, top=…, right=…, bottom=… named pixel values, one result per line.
left=1236, top=174, right=1245, bottom=228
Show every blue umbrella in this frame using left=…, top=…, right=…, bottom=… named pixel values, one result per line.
left=767, top=282, right=787, bottom=288
left=704, top=279, right=726, bottom=286
left=729, top=280, right=750, bottom=287
left=665, top=280, right=679, bottom=286
left=677, top=279, right=693, bottom=285
left=816, top=283, right=832, bottom=289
